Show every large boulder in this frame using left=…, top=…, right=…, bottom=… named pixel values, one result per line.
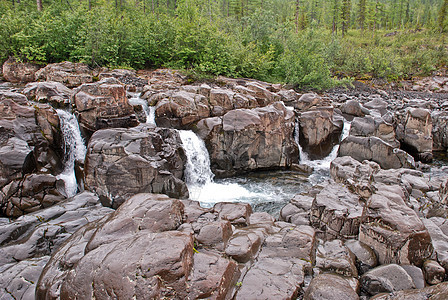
left=2, top=57, right=41, bottom=83
left=396, top=108, right=433, bottom=162
left=360, top=264, right=415, bottom=296
left=311, top=182, right=364, bottom=240
left=73, top=77, right=139, bottom=134
left=298, top=107, right=342, bottom=158
left=340, top=99, right=369, bottom=117
left=234, top=224, right=316, bottom=300
left=0, top=97, right=65, bottom=216
left=154, top=90, right=210, bottom=128
left=23, top=81, right=73, bottom=108
left=197, top=102, right=298, bottom=177
left=36, top=193, right=241, bottom=300
left=35, top=61, right=94, bottom=88
left=84, top=125, right=188, bottom=208
left=350, top=115, right=399, bottom=148
left=304, top=273, right=359, bottom=300
left=431, top=110, right=448, bottom=151
left=359, top=184, right=433, bottom=266
left=338, top=136, right=415, bottom=169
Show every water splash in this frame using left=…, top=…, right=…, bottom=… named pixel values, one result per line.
left=297, top=119, right=351, bottom=171
left=56, top=109, right=87, bottom=198
left=178, top=130, right=261, bottom=205
left=128, top=92, right=156, bottom=125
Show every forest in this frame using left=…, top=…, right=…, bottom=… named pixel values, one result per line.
left=1, top=0, right=448, bottom=89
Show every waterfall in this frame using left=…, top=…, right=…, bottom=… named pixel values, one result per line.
left=297, top=119, right=351, bottom=170
left=178, top=130, right=254, bottom=204
left=128, top=92, right=156, bottom=125
left=178, top=130, right=214, bottom=186
left=56, top=109, right=87, bottom=198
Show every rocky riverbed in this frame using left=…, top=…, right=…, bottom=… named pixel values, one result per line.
left=1, top=58, right=448, bottom=299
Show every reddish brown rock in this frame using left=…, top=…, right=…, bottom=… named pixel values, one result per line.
left=84, top=125, right=188, bottom=208
left=359, top=184, right=433, bottom=266
left=2, top=57, right=41, bottom=83
left=35, top=61, right=94, bottom=88
left=197, top=102, right=298, bottom=177
left=73, top=77, right=138, bottom=134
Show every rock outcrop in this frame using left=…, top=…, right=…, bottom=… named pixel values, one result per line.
left=197, top=102, right=298, bottom=177
left=23, top=81, right=73, bottom=108
left=35, top=61, right=94, bottom=88
left=73, top=77, right=139, bottom=135
left=84, top=124, right=188, bottom=208
left=338, top=136, right=415, bottom=169
left=2, top=57, right=41, bottom=83
left=0, top=96, right=65, bottom=217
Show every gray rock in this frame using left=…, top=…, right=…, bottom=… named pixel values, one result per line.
left=401, top=264, right=425, bottom=289
left=359, top=184, right=433, bottom=266
left=345, top=240, right=378, bottom=274
left=304, top=273, right=359, bottom=300
left=35, top=61, right=94, bottom=88
left=311, top=182, right=363, bottom=239
left=350, top=115, right=399, bottom=148
left=225, top=225, right=267, bottom=263
left=2, top=57, right=41, bottom=83
left=338, top=135, right=415, bottom=169
left=423, top=218, right=448, bottom=271
left=315, top=239, right=358, bottom=277
left=234, top=224, right=315, bottom=300
left=0, top=256, right=50, bottom=300
left=341, top=99, right=369, bottom=117
left=23, top=81, right=73, bottom=108
left=84, top=125, right=188, bottom=208
left=187, top=251, right=240, bottom=299
left=154, top=90, right=210, bottom=128
left=73, top=77, right=139, bottom=134
left=196, top=220, right=232, bottom=251
left=214, top=202, right=252, bottom=226
left=360, top=264, right=415, bottom=296
left=370, top=281, right=448, bottom=299
left=197, top=102, right=298, bottom=177
left=423, top=260, right=445, bottom=285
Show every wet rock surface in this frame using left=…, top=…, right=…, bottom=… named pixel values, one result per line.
left=1, top=65, right=448, bottom=299
left=73, top=77, right=139, bottom=134
left=84, top=124, right=189, bottom=208
left=197, top=102, right=298, bottom=177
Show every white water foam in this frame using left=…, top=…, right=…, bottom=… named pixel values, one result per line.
left=178, top=130, right=260, bottom=206
left=297, top=119, right=351, bottom=171
left=128, top=92, right=156, bottom=125
left=56, top=109, right=87, bottom=198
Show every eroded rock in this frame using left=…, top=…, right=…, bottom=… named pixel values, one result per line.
left=84, top=125, right=188, bottom=208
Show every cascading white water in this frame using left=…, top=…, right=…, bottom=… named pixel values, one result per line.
left=297, top=119, right=351, bottom=170
left=178, top=130, right=255, bottom=204
left=128, top=92, right=156, bottom=125
left=178, top=130, right=214, bottom=186
left=56, top=109, right=87, bottom=198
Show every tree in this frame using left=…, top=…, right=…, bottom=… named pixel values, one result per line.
left=341, top=0, right=350, bottom=37
left=37, top=0, right=43, bottom=11
left=332, top=0, right=339, bottom=34
left=358, top=0, right=366, bottom=31
left=439, top=0, right=448, bottom=32
left=295, top=0, right=300, bottom=33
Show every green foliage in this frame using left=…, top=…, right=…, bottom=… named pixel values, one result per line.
left=0, top=0, right=447, bottom=90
